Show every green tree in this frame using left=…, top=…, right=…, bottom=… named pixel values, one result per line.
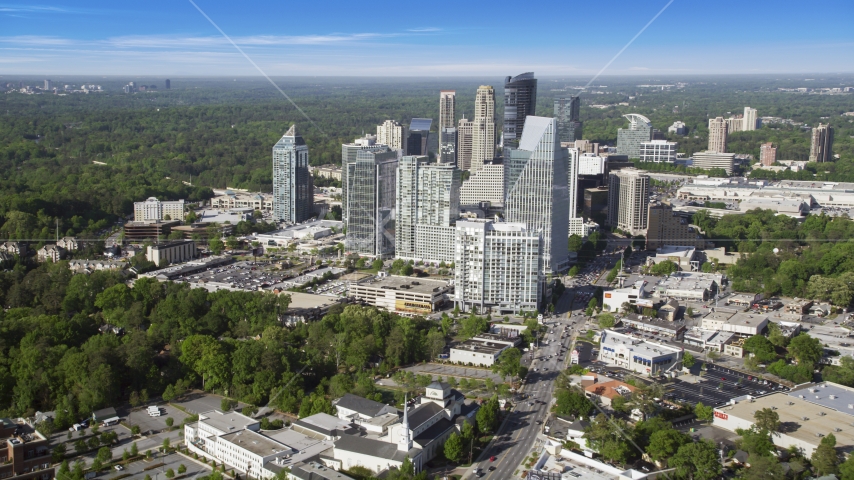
left=178, top=465, right=187, bottom=474
left=839, top=452, right=854, bottom=480
left=165, top=469, right=175, bottom=479
left=646, top=429, right=690, bottom=466
left=682, top=352, right=695, bottom=368
left=812, top=433, right=840, bottom=476
left=52, top=443, right=67, bottom=463
left=491, top=348, right=522, bottom=380
left=426, top=329, right=446, bottom=362
left=788, top=333, right=823, bottom=366
left=209, top=237, right=225, bottom=255
left=740, top=454, right=786, bottom=480
left=97, top=446, right=112, bottom=463
left=685, top=306, right=694, bottom=318
left=459, top=314, right=488, bottom=339
left=737, top=427, right=775, bottom=457
left=555, top=389, right=595, bottom=418
left=165, top=417, right=174, bottom=427
left=371, top=259, right=384, bottom=271
left=743, top=335, right=776, bottom=363
left=753, top=408, right=781, bottom=434
left=568, top=234, right=584, bottom=252
left=130, top=443, right=138, bottom=456
left=597, top=313, right=616, bottom=329
left=162, top=437, right=170, bottom=451
left=670, top=439, right=721, bottom=480
left=476, top=395, right=500, bottom=434
left=694, top=402, right=713, bottom=422
left=443, top=432, right=464, bottom=463
left=92, top=458, right=103, bottom=471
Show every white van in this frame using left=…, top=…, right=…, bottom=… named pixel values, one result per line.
left=147, top=406, right=161, bottom=417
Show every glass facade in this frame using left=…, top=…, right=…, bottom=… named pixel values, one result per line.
left=503, top=73, right=538, bottom=149
left=554, top=96, right=582, bottom=143
left=272, top=125, right=313, bottom=224
left=345, top=148, right=398, bottom=257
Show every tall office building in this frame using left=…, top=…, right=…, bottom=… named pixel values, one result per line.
left=471, top=86, right=496, bottom=171
left=708, top=117, right=728, bottom=153
left=639, top=140, right=678, bottom=163
left=341, top=134, right=382, bottom=220
left=616, top=114, right=654, bottom=159
left=165, top=79, right=171, bottom=90
left=607, top=168, right=650, bottom=236
left=407, top=118, right=433, bottom=156
left=693, top=151, right=735, bottom=175
left=457, top=118, right=474, bottom=171
left=272, top=125, right=314, bottom=224
left=554, top=96, right=582, bottom=143
left=503, top=73, right=538, bottom=149
left=743, top=107, right=759, bottom=131
left=377, top=120, right=408, bottom=151
left=809, top=124, right=834, bottom=163
left=345, top=147, right=398, bottom=258
left=454, top=219, right=542, bottom=314
left=646, top=202, right=705, bottom=251
left=505, top=116, right=569, bottom=273
left=668, top=121, right=688, bottom=136
left=44, top=79, right=52, bottom=90
left=566, top=147, right=585, bottom=237
left=439, top=91, right=456, bottom=137
left=760, top=142, right=777, bottom=166
left=396, top=157, right=460, bottom=262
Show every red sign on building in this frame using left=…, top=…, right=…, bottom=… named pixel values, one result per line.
left=714, top=410, right=728, bottom=421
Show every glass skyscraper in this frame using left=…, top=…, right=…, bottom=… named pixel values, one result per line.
left=503, top=73, right=538, bottom=149
left=505, top=116, right=569, bottom=274
left=272, top=125, right=314, bottom=224
left=554, top=96, right=582, bottom=143
left=616, top=114, right=654, bottom=159
left=344, top=147, right=398, bottom=258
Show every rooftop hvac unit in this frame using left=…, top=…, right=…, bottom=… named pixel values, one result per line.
left=819, top=412, right=826, bottom=416
left=836, top=428, right=842, bottom=432
left=849, top=404, right=854, bottom=409
left=816, top=432, right=824, bottom=437
left=800, top=395, right=805, bottom=399
left=810, top=388, right=816, bottom=393
left=803, top=416, right=809, bottom=421
left=771, top=406, right=777, bottom=410
left=831, top=395, right=837, bottom=400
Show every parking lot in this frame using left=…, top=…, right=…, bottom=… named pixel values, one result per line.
left=92, top=451, right=209, bottom=480
left=172, top=392, right=247, bottom=415
left=128, top=404, right=190, bottom=436
left=666, top=362, right=786, bottom=408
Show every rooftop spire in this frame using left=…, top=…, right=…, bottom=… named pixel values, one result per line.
left=285, top=124, right=296, bottom=137
left=398, top=394, right=412, bottom=452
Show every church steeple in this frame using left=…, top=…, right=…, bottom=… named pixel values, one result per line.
left=398, top=395, right=412, bottom=452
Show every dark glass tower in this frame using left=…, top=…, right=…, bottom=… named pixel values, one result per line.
left=554, top=96, right=582, bottom=142
left=503, top=72, right=538, bottom=149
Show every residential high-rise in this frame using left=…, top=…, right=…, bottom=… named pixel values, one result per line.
left=134, top=197, right=186, bottom=222
left=44, top=79, right=52, bottom=90
left=165, top=79, right=171, bottom=89
left=457, top=118, right=474, bottom=171
left=554, top=96, right=582, bottom=143
left=471, top=86, right=496, bottom=171
left=344, top=147, right=398, bottom=258
left=377, top=120, right=408, bottom=151
left=439, top=91, right=456, bottom=137
left=692, top=151, right=735, bottom=175
left=616, top=114, right=654, bottom=159
left=809, top=124, right=834, bottom=163
left=440, top=128, right=457, bottom=164
left=726, top=116, right=743, bottom=134
left=503, top=73, right=538, bottom=149
left=760, top=142, right=777, bottom=166
left=341, top=134, right=382, bottom=220
left=272, top=125, right=314, bottom=224
left=454, top=219, right=542, bottom=314
left=459, top=160, right=506, bottom=207
left=607, top=168, right=650, bottom=236
left=708, top=117, right=728, bottom=153
left=639, top=140, right=678, bottom=163
left=646, top=202, right=705, bottom=251
left=407, top=118, right=432, bottom=156
left=566, top=147, right=584, bottom=237
left=743, top=107, right=759, bottom=131
left=396, top=156, right=460, bottom=262
left=505, top=116, right=569, bottom=273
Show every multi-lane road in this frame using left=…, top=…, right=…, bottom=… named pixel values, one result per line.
left=465, top=289, right=584, bottom=479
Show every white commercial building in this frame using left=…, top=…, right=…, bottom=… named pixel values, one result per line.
left=134, top=197, right=185, bottom=222
left=376, top=120, right=407, bottom=151
left=692, top=151, right=736, bottom=175
left=655, top=271, right=721, bottom=301
left=743, top=107, right=759, bottom=131
left=459, top=161, right=506, bottom=207
left=598, top=329, right=683, bottom=375
left=578, top=153, right=607, bottom=175
left=602, top=280, right=652, bottom=313
left=701, top=310, right=768, bottom=336
left=146, top=240, right=196, bottom=265
left=639, top=140, right=677, bottom=163
left=348, top=275, right=450, bottom=317
left=454, top=219, right=542, bottom=315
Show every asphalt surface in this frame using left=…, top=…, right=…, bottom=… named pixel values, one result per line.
left=465, top=289, right=583, bottom=480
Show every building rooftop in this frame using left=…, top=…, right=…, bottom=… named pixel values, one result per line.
left=450, top=339, right=507, bottom=355
left=333, top=394, right=398, bottom=419
left=333, top=434, right=416, bottom=463
left=718, top=393, right=854, bottom=450
left=654, top=246, right=696, bottom=259
left=406, top=402, right=445, bottom=430
left=621, top=314, right=686, bottom=333
left=285, top=292, right=342, bottom=311
left=788, top=383, right=854, bottom=416
left=199, top=410, right=259, bottom=434
left=289, top=462, right=354, bottom=480
left=354, top=275, right=449, bottom=295
left=221, top=428, right=289, bottom=457
left=600, top=330, right=683, bottom=359
left=585, top=380, right=637, bottom=400
left=294, top=413, right=354, bottom=436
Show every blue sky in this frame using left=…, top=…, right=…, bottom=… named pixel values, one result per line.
left=1, top=0, right=852, bottom=76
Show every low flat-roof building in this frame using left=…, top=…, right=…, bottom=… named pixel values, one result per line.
left=449, top=339, right=511, bottom=367
left=279, top=292, right=344, bottom=325
left=211, top=191, right=274, bottom=211
left=598, top=329, right=683, bottom=375
left=123, top=220, right=179, bottom=242
left=602, top=280, right=653, bottom=313
left=584, top=380, right=638, bottom=407
left=349, top=275, right=449, bottom=316
left=656, top=271, right=721, bottom=301
left=713, top=390, right=854, bottom=456
left=620, top=314, right=686, bottom=340
left=146, top=240, right=197, bottom=266
left=701, top=310, right=768, bottom=336
left=651, top=245, right=698, bottom=271
left=683, top=328, right=735, bottom=352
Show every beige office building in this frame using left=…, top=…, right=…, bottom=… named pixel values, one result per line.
left=708, top=117, right=728, bottom=153
left=726, top=116, right=743, bottom=134
left=146, top=240, right=197, bottom=265
left=471, top=86, right=496, bottom=172
left=646, top=202, right=705, bottom=251
left=693, top=151, right=735, bottom=175
left=134, top=197, right=186, bottom=222
left=459, top=161, right=506, bottom=207
left=377, top=120, right=408, bottom=151
left=760, top=143, right=777, bottom=166
left=439, top=91, right=456, bottom=135
left=743, top=107, right=759, bottom=131
left=809, top=123, right=834, bottom=163
left=607, top=168, right=649, bottom=236
left=457, top=118, right=474, bottom=171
